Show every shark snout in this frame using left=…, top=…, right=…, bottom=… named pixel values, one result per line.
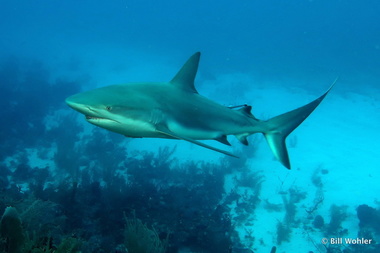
left=65, top=98, right=82, bottom=111
left=65, top=96, right=107, bottom=121
left=65, top=97, right=93, bottom=116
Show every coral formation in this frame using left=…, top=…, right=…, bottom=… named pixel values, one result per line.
left=124, top=214, right=168, bottom=253
left=357, top=204, right=380, bottom=233
left=0, top=207, right=24, bottom=253
left=312, top=215, right=324, bottom=229
left=326, top=204, right=348, bottom=237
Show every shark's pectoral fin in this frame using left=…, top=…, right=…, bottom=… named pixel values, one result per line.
left=155, top=125, right=238, bottom=158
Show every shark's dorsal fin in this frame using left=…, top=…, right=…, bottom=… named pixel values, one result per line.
left=170, top=52, right=200, bottom=94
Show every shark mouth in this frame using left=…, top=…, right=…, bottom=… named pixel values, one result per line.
left=86, top=115, right=103, bottom=120
left=85, top=115, right=119, bottom=123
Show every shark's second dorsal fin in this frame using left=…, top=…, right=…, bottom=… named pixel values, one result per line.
left=170, top=52, right=200, bottom=94
left=237, top=105, right=257, bottom=119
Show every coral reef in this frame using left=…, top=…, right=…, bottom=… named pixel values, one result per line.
left=1, top=57, right=379, bottom=253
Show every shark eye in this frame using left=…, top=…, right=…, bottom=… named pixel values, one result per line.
left=105, top=106, right=112, bottom=111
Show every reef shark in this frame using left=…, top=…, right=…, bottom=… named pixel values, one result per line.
left=66, top=52, right=335, bottom=169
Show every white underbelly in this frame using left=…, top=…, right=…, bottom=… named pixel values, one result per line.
left=108, top=119, right=157, bottom=138
left=168, top=121, right=220, bottom=140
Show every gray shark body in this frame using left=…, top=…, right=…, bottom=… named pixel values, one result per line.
left=66, top=52, right=335, bottom=169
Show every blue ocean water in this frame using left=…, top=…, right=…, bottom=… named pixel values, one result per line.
left=0, top=1, right=379, bottom=252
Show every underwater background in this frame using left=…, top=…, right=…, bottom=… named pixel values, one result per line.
left=1, top=0, right=380, bottom=252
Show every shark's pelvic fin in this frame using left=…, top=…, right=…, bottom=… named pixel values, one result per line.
left=170, top=52, right=200, bottom=94
left=215, top=135, right=231, bottom=146
left=155, top=124, right=238, bottom=158
left=262, top=79, right=337, bottom=169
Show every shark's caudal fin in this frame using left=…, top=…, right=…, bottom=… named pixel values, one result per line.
left=262, top=80, right=337, bottom=169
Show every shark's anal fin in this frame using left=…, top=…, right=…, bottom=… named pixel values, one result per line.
left=155, top=125, right=238, bottom=158
left=235, top=133, right=249, bottom=145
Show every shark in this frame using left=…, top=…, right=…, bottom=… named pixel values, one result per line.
left=66, top=52, right=335, bottom=169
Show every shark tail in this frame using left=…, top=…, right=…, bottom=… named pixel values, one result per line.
left=261, top=81, right=336, bottom=169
